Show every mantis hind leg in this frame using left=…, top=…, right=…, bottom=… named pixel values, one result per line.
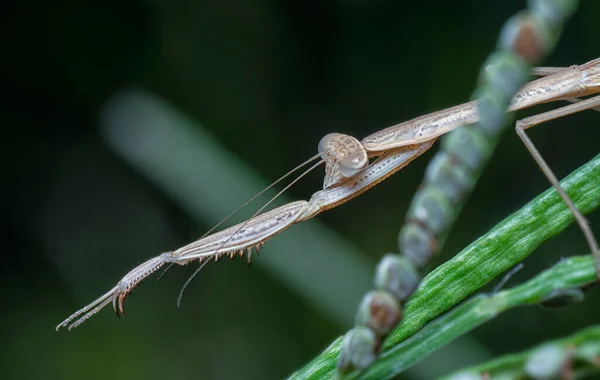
left=515, top=95, right=600, bottom=280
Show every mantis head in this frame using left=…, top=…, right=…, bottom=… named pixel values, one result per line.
left=318, top=133, right=369, bottom=189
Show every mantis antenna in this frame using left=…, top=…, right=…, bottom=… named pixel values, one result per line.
left=176, top=154, right=329, bottom=306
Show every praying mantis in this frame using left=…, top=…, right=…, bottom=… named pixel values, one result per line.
left=56, top=56, right=600, bottom=331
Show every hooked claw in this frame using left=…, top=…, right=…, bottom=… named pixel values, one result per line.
left=113, top=292, right=127, bottom=318
left=113, top=284, right=131, bottom=318
left=56, top=253, right=172, bottom=330
left=111, top=287, right=127, bottom=318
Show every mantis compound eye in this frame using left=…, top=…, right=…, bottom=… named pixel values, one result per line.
left=318, top=133, right=369, bottom=189
left=339, top=151, right=369, bottom=178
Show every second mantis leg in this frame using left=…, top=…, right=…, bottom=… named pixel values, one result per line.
left=515, top=95, right=600, bottom=280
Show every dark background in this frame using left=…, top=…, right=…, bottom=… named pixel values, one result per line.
left=2, top=1, right=599, bottom=379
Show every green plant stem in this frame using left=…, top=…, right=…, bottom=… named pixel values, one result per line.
left=357, top=255, right=597, bottom=380
left=443, top=324, right=600, bottom=379
left=291, top=154, right=600, bottom=379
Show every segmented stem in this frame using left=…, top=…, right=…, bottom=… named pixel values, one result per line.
left=337, top=0, right=581, bottom=373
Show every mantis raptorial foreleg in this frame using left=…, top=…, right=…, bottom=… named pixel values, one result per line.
left=515, top=95, right=600, bottom=278
left=56, top=142, right=434, bottom=330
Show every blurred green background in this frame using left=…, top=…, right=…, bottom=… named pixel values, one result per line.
left=2, top=1, right=599, bottom=379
